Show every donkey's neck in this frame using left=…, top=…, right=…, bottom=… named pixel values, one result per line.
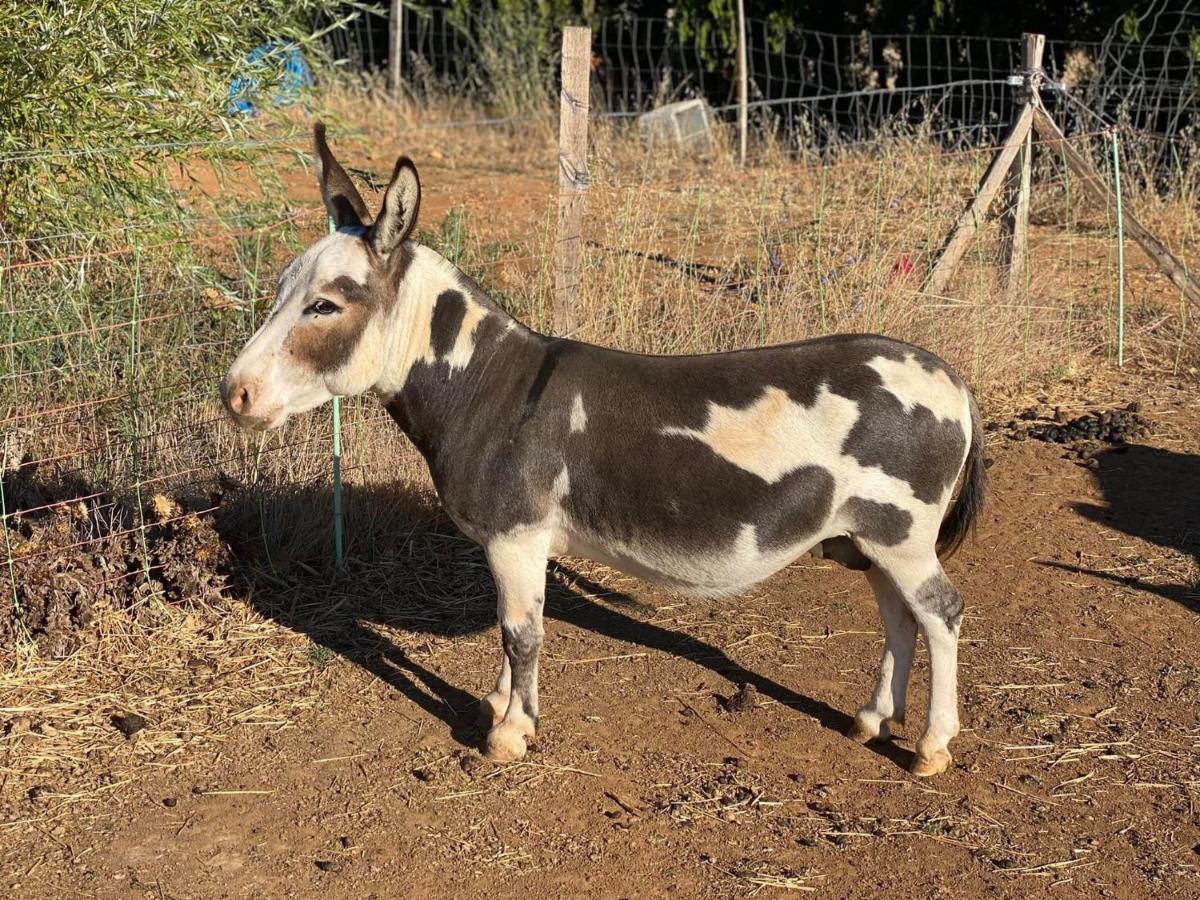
left=372, top=244, right=517, bottom=391
left=377, top=244, right=545, bottom=468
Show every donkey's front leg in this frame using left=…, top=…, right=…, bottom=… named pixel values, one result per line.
left=478, top=653, right=511, bottom=730
left=482, top=530, right=550, bottom=763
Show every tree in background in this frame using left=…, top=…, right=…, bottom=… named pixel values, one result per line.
left=636, top=0, right=1145, bottom=42
left=0, top=0, right=347, bottom=242
left=428, top=0, right=1154, bottom=49
left=445, top=0, right=598, bottom=115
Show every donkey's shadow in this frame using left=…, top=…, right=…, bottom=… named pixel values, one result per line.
left=1039, top=444, right=1200, bottom=613
left=216, top=481, right=911, bottom=768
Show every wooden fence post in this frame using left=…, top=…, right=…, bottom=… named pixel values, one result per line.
left=926, top=33, right=1043, bottom=297
left=735, top=0, right=748, bottom=166
left=925, top=27, right=1200, bottom=323
left=389, top=0, right=403, bottom=96
left=998, top=33, right=1044, bottom=297
left=555, top=25, right=591, bottom=336
left=925, top=105, right=1034, bottom=296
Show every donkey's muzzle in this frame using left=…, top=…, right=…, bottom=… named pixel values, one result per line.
left=220, top=375, right=273, bottom=430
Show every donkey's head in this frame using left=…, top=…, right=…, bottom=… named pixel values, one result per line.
left=220, top=124, right=421, bottom=430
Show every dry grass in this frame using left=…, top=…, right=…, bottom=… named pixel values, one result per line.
left=0, top=593, right=317, bottom=832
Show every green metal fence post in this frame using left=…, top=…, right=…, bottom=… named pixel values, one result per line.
left=1110, top=129, right=1126, bottom=368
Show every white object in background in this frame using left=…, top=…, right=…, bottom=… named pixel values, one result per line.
left=638, top=99, right=715, bottom=153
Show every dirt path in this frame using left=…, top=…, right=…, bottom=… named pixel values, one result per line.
left=3, top=370, right=1199, bottom=898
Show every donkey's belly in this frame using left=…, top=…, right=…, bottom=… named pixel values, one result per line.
left=557, top=520, right=825, bottom=598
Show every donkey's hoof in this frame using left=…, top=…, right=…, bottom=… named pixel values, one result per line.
left=848, top=713, right=896, bottom=744
left=847, top=720, right=880, bottom=744
left=477, top=692, right=507, bottom=729
left=484, top=721, right=534, bottom=763
left=910, top=748, right=953, bottom=777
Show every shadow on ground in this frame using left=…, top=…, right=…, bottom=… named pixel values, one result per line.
left=1042, top=444, right=1200, bottom=613
left=216, top=481, right=912, bottom=770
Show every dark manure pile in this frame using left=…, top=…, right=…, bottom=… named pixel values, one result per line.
left=1, top=468, right=231, bottom=657
left=992, top=402, right=1152, bottom=467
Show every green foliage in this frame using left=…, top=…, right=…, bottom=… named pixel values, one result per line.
left=308, top=643, right=337, bottom=669
left=662, top=0, right=1146, bottom=44
left=0, top=0, right=347, bottom=243
left=675, top=0, right=735, bottom=57
left=1120, top=10, right=1142, bottom=42
left=674, top=0, right=800, bottom=67
left=438, top=0, right=594, bottom=115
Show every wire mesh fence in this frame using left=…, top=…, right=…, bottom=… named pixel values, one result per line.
left=327, top=4, right=1197, bottom=150
left=2, top=16, right=1199, bottom=652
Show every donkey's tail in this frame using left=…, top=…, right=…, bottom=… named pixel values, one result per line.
left=937, top=392, right=987, bottom=558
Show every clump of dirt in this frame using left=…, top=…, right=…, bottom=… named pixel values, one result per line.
left=1, top=472, right=231, bottom=656
left=724, top=683, right=759, bottom=713
left=993, top=402, right=1151, bottom=467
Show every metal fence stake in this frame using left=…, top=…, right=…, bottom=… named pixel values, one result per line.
left=1111, top=129, right=1125, bottom=367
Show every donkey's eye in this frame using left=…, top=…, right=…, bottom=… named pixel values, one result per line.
left=307, top=298, right=340, bottom=316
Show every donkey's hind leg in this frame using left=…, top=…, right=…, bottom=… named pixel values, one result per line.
left=848, top=565, right=917, bottom=745
left=858, top=544, right=963, bottom=777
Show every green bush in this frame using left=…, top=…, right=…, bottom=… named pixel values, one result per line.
left=443, top=0, right=592, bottom=117
left=0, top=0, right=348, bottom=244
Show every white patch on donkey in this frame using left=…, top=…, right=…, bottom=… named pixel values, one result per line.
left=444, top=298, right=490, bottom=372
left=660, top=382, right=934, bottom=512
left=868, top=354, right=969, bottom=423
left=661, top=385, right=853, bottom=483
left=569, top=393, right=587, bottom=433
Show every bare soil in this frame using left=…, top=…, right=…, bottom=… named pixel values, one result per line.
left=2, top=366, right=1198, bottom=898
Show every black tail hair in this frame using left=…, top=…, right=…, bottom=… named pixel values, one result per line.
left=937, top=393, right=986, bottom=558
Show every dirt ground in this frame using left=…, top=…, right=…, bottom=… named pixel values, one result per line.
left=2, top=364, right=1198, bottom=897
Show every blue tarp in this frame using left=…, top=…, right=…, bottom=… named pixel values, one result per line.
left=228, top=43, right=313, bottom=117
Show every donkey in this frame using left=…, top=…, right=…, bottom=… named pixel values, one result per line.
left=221, top=125, right=985, bottom=777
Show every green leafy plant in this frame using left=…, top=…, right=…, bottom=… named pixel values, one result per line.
left=441, top=0, right=593, bottom=116
left=0, top=0, right=350, bottom=243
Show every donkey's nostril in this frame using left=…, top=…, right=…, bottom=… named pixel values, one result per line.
left=223, top=379, right=251, bottom=415
left=232, top=386, right=250, bottom=414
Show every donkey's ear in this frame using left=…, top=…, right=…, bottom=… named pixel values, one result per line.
left=313, top=122, right=370, bottom=229
left=368, top=156, right=420, bottom=257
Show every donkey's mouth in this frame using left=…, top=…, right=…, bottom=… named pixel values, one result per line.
left=227, top=409, right=286, bottom=432
left=219, top=374, right=290, bottom=431
left=220, top=401, right=287, bottom=433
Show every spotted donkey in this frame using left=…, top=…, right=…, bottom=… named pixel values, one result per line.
left=222, top=126, right=986, bottom=777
